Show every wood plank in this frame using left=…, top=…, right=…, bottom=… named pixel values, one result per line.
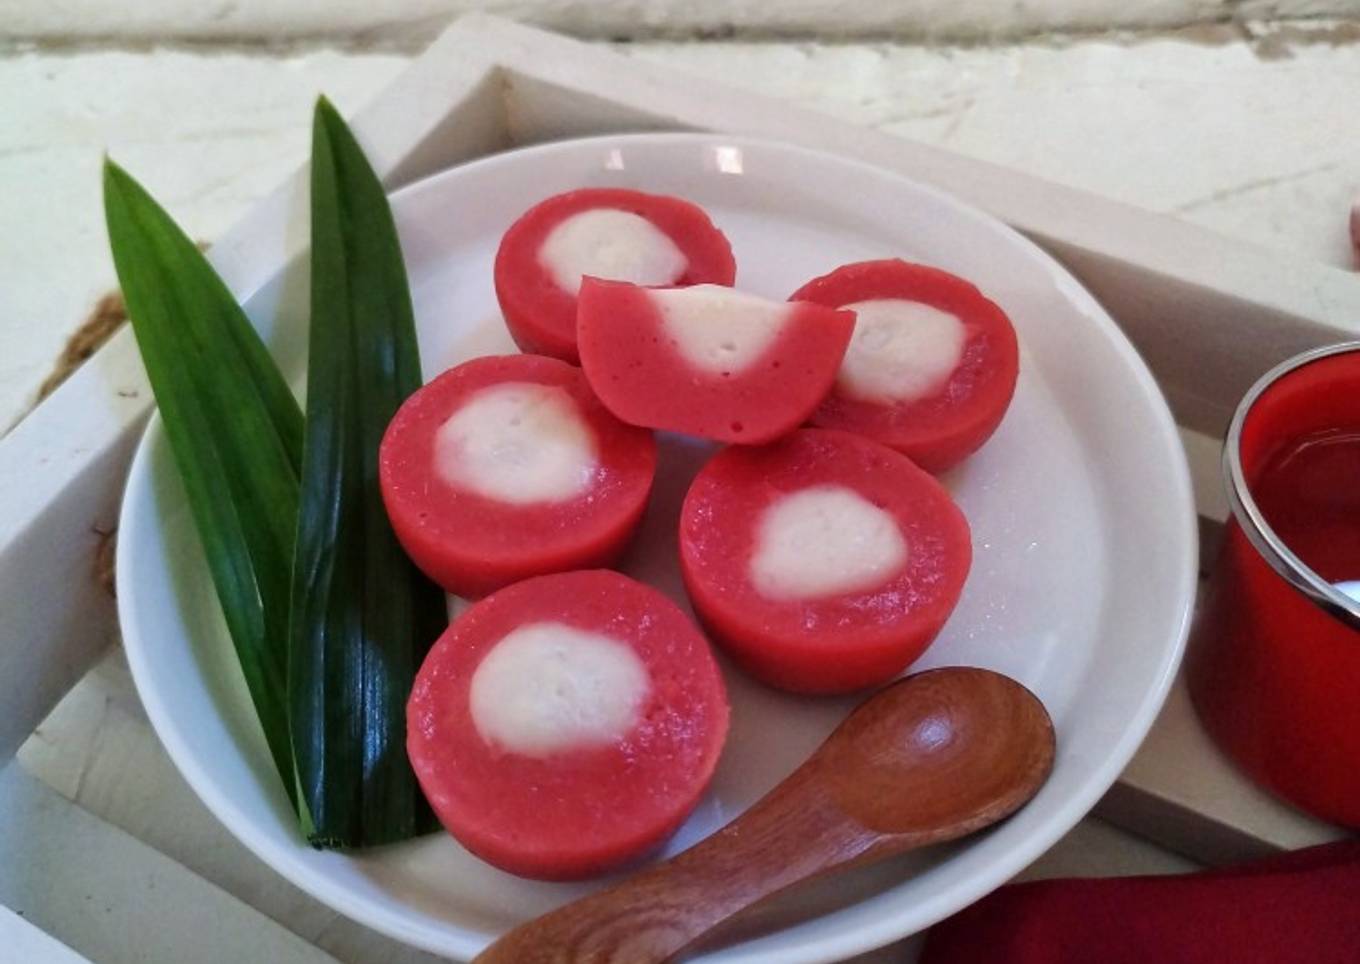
left=0, top=906, right=92, bottom=964
left=1096, top=673, right=1346, bottom=865
left=0, top=763, right=341, bottom=964
left=16, top=647, right=453, bottom=964
left=0, top=345, right=142, bottom=761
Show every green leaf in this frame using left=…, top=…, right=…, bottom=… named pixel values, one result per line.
left=103, top=160, right=303, bottom=809
left=289, top=97, right=446, bottom=848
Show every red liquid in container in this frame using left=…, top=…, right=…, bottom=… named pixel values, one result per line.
left=1251, top=429, right=1360, bottom=589
left=1187, top=346, right=1360, bottom=828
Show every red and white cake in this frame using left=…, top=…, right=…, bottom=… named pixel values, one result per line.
left=493, top=188, right=736, bottom=363
left=791, top=259, right=1019, bottom=472
left=406, top=570, right=730, bottom=880
left=578, top=279, right=855, bottom=444
left=379, top=354, right=656, bottom=598
left=680, top=428, right=972, bottom=694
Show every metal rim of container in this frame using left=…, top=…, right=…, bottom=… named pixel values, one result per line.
left=1224, top=340, right=1360, bottom=631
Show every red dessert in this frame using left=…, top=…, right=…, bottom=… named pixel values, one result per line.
left=680, top=428, right=972, bottom=693
left=407, top=570, right=730, bottom=880
left=494, top=188, right=736, bottom=362
left=790, top=259, right=1019, bottom=472
left=379, top=354, right=656, bottom=598
left=577, top=279, right=855, bottom=444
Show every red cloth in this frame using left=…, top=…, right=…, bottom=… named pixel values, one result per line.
left=920, top=840, right=1360, bottom=964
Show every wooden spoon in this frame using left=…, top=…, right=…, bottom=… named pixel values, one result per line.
left=473, top=666, right=1056, bottom=964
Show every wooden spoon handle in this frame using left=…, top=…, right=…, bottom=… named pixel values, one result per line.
left=473, top=769, right=880, bottom=964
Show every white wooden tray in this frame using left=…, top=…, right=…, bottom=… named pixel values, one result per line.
left=2, top=13, right=1354, bottom=902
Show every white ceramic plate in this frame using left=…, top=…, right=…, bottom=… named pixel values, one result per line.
left=118, top=133, right=1197, bottom=963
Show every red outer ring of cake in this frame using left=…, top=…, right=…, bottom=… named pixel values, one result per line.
left=494, top=188, right=737, bottom=363
left=679, top=428, right=972, bottom=694
left=407, top=569, right=730, bottom=880
left=790, top=259, right=1019, bottom=472
left=379, top=354, right=656, bottom=598
left=578, top=277, right=854, bottom=444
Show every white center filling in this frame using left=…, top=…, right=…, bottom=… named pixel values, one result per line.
left=434, top=382, right=597, bottom=505
left=838, top=299, right=967, bottom=404
left=539, top=208, right=688, bottom=294
left=469, top=621, right=650, bottom=757
left=750, top=485, right=908, bottom=600
left=652, top=284, right=791, bottom=374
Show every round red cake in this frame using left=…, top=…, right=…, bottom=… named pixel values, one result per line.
left=578, top=278, right=854, bottom=444
left=790, top=259, right=1019, bottom=472
left=680, top=428, right=972, bottom=694
left=494, top=188, right=736, bottom=363
left=379, top=354, right=656, bottom=598
left=407, top=570, right=730, bottom=880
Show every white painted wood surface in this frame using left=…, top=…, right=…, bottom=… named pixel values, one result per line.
left=0, top=763, right=342, bottom=964
left=0, top=364, right=138, bottom=760
left=0, top=49, right=407, bottom=433
left=0, top=906, right=91, bottom=964
left=1099, top=674, right=1344, bottom=865
left=17, top=650, right=446, bottom=964
left=3, top=0, right=1358, bottom=42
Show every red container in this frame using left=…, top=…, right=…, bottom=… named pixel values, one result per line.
left=1187, top=342, right=1360, bottom=827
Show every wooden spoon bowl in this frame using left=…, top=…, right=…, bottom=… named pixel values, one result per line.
left=474, top=667, right=1056, bottom=964
left=824, top=667, right=1055, bottom=838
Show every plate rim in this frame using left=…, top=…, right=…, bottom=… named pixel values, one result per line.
left=117, top=130, right=1198, bottom=963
